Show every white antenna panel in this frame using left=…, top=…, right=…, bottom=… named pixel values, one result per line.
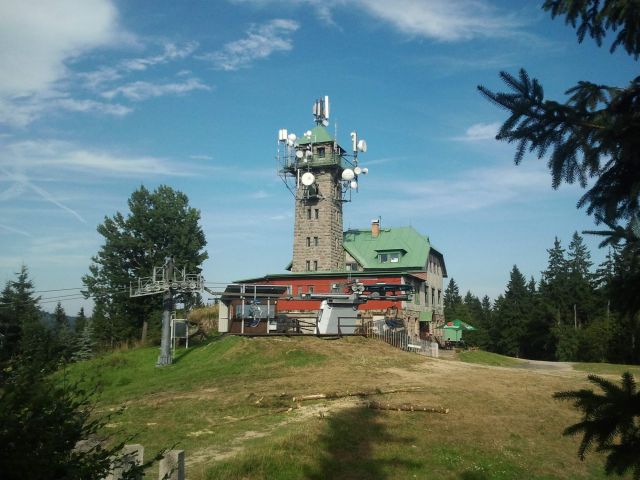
left=301, top=172, right=315, bottom=186
left=341, top=168, right=355, bottom=181
left=350, top=132, right=357, bottom=152
left=324, top=96, right=330, bottom=119
left=322, top=119, right=329, bottom=127
left=278, top=129, right=288, bottom=142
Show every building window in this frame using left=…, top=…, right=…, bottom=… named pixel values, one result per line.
left=305, top=260, right=310, bottom=271
left=438, top=289, right=442, bottom=305
left=297, top=286, right=303, bottom=295
left=314, top=236, right=319, bottom=246
left=424, top=288, right=429, bottom=305
left=317, top=147, right=325, bottom=158
left=390, top=252, right=400, bottom=263
left=379, top=253, right=388, bottom=263
left=431, top=288, right=435, bottom=306
left=306, top=237, right=311, bottom=247
left=314, top=209, right=319, bottom=219
left=307, top=208, right=311, bottom=220
left=313, top=260, right=318, bottom=271
left=309, top=286, right=314, bottom=294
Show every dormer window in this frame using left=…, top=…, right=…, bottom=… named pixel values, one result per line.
left=317, top=147, right=325, bottom=158
left=378, top=251, right=402, bottom=263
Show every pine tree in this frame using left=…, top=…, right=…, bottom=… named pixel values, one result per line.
left=540, top=237, right=570, bottom=326
left=443, top=279, right=462, bottom=309
left=494, top=265, right=530, bottom=357
left=478, top=1, right=640, bottom=233
left=72, top=318, right=95, bottom=362
left=74, top=307, right=87, bottom=335
left=0, top=266, right=42, bottom=363
left=567, top=231, right=596, bottom=327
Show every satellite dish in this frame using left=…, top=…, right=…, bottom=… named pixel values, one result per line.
left=341, top=168, right=355, bottom=181
left=301, top=172, right=315, bottom=186
left=361, top=167, right=369, bottom=174
left=288, top=133, right=297, bottom=142
left=350, top=180, right=358, bottom=189
left=305, top=130, right=312, bottom=137
left=357, top=139, right=367, bottom=152
left=305, top=150, right=313, bottom=158
left=354, top=166, right=362, bottom=175
left=295, top=150, right=304, bottom=159
left=287, top=139, right=294, bottom=147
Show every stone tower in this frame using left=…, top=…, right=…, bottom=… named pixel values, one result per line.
left=278, top=97, right=367, bottom=273
left=290, top=126, right=346, bottom=272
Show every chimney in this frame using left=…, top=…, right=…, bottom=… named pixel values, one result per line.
left=371, top=218, right=380, bottom=238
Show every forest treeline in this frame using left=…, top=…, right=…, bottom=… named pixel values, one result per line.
left=446, top=231, right=640, bottom=364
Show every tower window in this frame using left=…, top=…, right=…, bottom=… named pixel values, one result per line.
left=306, top=237, right=311, bottom=247
left=305, top=260, right=310, bottom=271
left=307, top=208, right=311, bottom=220
left=313, top=260, right=318, bottom=271
left=317, top=147, right=325, bottom=158
left=314, top=236, right=319, bottom=246
left=314, top=209, right=319, bottom=219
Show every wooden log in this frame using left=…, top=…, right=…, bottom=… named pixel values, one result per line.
left=366, top=401, right=449, bottom=414
left=292, top=387, right=422, bottom=403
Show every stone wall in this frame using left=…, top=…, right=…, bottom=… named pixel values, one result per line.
left=291, top=169, right=345, bottom=272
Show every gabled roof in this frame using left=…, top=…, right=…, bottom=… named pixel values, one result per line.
left=297, top=125, right=334, bottom=145
left=343, top=226, right=441, bottom=272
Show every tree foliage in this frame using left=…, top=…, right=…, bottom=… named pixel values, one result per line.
left=83, top=185, right=208, bottom=347
left=478, top=0, right=640, bottom=230
left=554, top=372, right=640, bottom=479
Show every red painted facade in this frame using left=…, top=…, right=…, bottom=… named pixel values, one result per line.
left=246, top=274, right=407, bottom=312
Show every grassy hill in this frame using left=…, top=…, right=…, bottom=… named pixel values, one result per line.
left=64, top=336, right=633, bottom=479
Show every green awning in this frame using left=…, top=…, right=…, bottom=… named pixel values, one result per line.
left=443, top=319, right=475, bottom=331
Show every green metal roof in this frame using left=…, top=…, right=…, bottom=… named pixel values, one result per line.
left=443, top=319, right=476, bottom=330
left=297, top=125, right=335, bottom=145
left=343, top=226, right=433, bottom=271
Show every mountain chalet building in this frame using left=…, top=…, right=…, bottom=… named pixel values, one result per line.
left=218, top=98, right=447, bottom=337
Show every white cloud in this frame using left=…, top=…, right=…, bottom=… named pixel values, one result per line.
left=231, top=0, right=521, bottom=41
left=353, top=0, right=521, bottom=41
left=201, top=19, right=299, bottom=70
left=453, top=122, right=500, bottom=141
left=101, top=78, right=210, bottom=101
left=374, top=162, right=556, bottom=215
left=121, top=42, right=198, bottom=72
left=0, top=0, right=124, bottom=97
left=0, top=94, right=132, bottom=128
left=2, top=140, right=196, bottom=177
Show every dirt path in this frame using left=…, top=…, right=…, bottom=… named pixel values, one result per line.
left=514, top=359, right=574, bottom=372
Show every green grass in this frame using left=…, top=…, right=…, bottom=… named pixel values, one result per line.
left=572, top=362, right=640, bottom=376
left=57, top=336, right=633, bottom=479
left=458, top=350, right=524, bottom=367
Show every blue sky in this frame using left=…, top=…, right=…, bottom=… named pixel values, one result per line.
left=0, top=0, right=636, bottom=314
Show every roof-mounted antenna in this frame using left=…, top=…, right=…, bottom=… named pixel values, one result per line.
left=313, top=96, right=330, bottom=126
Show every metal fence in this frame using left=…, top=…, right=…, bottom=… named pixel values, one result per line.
left=364, top=319, right=439, bottom=358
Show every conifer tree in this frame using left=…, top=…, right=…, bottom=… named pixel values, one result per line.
left=494, top=265, right=530, bottom=357
left=72, top=318, right=95, bottom=362
left=567, top=231, right=596, bottom=327
left=74, top=307, right=87, bottom=335
left=478, top=1, right=640, bottom=235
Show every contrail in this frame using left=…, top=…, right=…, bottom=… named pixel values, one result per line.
left=0, top=223, right=32, bottom=237
left=0, top=167, right=86, bottom=224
